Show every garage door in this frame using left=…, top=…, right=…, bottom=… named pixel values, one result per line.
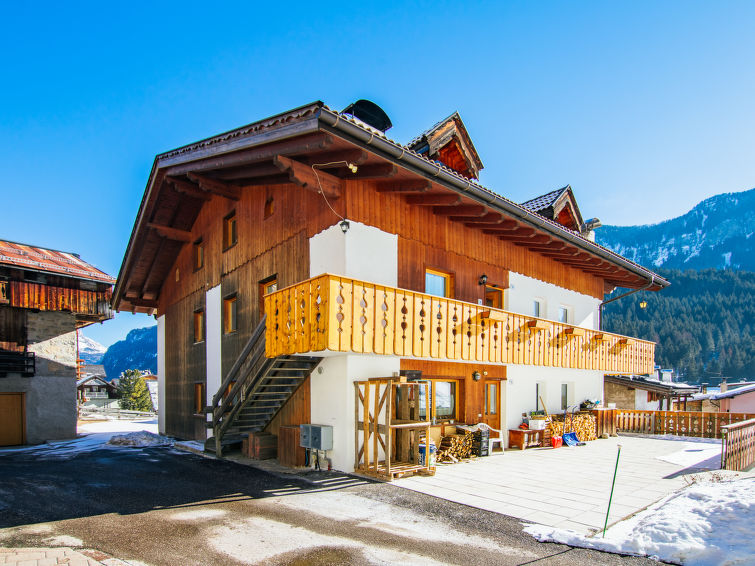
left=0, top=393, right=25, bottom=445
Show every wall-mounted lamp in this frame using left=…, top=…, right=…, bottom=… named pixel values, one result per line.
left=478, top=274, right=488, bottom=286
left=472, top=370, right=481, bottom=381
left=340, top=219, right=350, bottom=234
left=347, top=163, right=358, bottom=174
left=639, top=300, right=648, bottom=309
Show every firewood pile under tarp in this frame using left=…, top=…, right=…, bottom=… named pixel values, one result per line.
left=547, top=412, right=597, bottom=442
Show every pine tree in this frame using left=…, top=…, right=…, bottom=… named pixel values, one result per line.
left=117, top=369, right=155, bottom=411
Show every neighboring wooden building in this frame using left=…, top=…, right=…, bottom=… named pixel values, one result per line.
left=77, top=373, right=118, bottom=408
left=0, top=240, right=114, bottom=445
left=113, top=100, right=668, bottom=471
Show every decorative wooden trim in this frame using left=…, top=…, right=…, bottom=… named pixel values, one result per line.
left=592, top=333, right=612, bottom=342
left=480, top=310, right=506, bottom=322
left=562, top=327, right=585, bottom=338
left=273, top=155, right=342, bottom=199
left=526, top=319, right=550, bottom=332
left=618, top=338, right=635, bottom=346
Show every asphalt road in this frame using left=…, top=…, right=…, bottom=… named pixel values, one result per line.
left=0, top=442, right=669, bottom=565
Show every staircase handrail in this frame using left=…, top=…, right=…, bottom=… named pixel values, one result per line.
left=211, top=314, right=266, bottom=408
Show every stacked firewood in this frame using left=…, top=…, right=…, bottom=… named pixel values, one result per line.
left=436, top=431, right=475, bottom=463
left=547, top=413, right=598, bottom=442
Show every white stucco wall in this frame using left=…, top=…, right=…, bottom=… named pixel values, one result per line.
left=157, top=315, right=166, bottom=435
left=310, top=354, right=400, bottom=472
left=506, top=272, right=601, bottom=329
left=205, top=285, right=222, bottom=438
left=504, top=366, right=604, bottom=442
left=309, top=220, right=398, bottom=287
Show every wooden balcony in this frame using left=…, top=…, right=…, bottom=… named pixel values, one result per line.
left=264, top=274, right=655, bottom=373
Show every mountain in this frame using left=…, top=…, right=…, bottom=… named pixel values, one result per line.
left=603, top=268, right=755, bottom=380
left=102, top=326, right=157, bottom=380
left=596, top=188, right=755, bottom=271
left=78, top=335, right=106, bottom=364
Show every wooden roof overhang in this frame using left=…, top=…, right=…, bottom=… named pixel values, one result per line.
left=113, top=101, right=669, bottom=314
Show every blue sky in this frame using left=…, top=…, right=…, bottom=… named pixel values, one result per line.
left=2, top=1, right=754, bottom=347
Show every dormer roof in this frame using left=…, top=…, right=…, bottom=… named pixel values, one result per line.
left=408, top=112, right=483, bottom=180
left=520, top=185, right=584, bottom=232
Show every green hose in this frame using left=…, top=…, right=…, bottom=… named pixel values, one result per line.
left=603, top=444, right=622, bottom=538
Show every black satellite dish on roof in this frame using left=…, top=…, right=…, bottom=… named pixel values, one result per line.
left=341, top=99, right=392, bottom=132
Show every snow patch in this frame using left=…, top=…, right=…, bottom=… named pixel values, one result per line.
left=655, top=443, right=721, bottom=468
left=209, top=517, right=441, bottom=565
left=272, top=490, right=529, bottom=555
left=171, top=509, right=227, bottom=521
left=44, top=535, right=84, bottom=547
left=108, top=431, right=173, bottom=447
left=524, top=477, right=755, bottom=565
left=722, top=252, right=732, bottom=267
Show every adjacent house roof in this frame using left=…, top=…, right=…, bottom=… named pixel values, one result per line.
left=77, top=375, right=115, bottom=389
left=711, top=383, right=755, bottom=400
left=113, top=101, right=670, bottom=313
left=605, top=374, right=699, bottom=395
left=0, top=239, right=115, bottom=284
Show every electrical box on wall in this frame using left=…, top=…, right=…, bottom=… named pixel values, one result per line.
left=299, top=424, right=333, bottom=450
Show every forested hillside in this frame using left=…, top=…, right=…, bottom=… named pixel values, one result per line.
left=603, top=269, right=755, bottom=380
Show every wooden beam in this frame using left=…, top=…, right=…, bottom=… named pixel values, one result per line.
left=510, top=235, right=554, bottom=246
left=405, top=194, right=461, bottom=206
left=211, top=163, right=282, bottom=181
left=163, top=133, right=334, bottom=176
left=302, top=149, right=369, bottom=166
left=376, top=179, right=432, bottom=193
left=433, top=204, right=487, bottom=217
left=147, top=223, right=193, bottom=242
left=187, top=173, right=241, bottom=201
left=497, top=227, right=537, bottom=239
left=346, top=163, right=398, bottom=179
left=165, top=177, right=212, bottom=201
left=239, top=174, right=293, bottom=187
left=457, top=212, right=504, bottom=224
left=273, top=155, right=341, bottom=199
left=128, top=298, right=159, bottom=308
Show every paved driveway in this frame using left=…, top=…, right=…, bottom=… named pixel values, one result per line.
left=0, top=434, right=669, bottom=565
left=395, top=434, right=723, bottom=534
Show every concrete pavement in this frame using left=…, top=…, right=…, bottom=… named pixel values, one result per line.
left=395, top=434, right=728, bottom=533
left=0, top=547, right=130, bottom=566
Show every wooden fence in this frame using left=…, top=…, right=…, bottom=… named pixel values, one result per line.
left=614, top=410, right=755, bottom=439
left=721, top=418, right=755, bottom=471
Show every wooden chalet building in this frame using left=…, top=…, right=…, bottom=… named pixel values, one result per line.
left=0, top=240, right=114, bottom=445
left=113, top=100, right=668, bottom=472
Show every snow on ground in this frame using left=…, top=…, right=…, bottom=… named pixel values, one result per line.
left=210, top=516, right=455, bottom=566
left=108, top=430, right=173, bottom=447
left=524, top=477, right=754, bottom=566
left=0, top=417, right=164, bottom=459
left=272, top=490, right=533, bottom=556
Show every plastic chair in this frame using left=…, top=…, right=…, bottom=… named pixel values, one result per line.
left=476, top=423, right=504, bottom=453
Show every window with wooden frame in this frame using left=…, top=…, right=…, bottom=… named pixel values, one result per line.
left=193, top=382, right=205, bottom=415
left=418, top=379, right=459, bottom=421
left=223, top=210, right=237, bottom=250
left=193, top=309, right=204, bottom=343
left=425, top=268, right=453, bottom=298
left=259, top=276, right=278, bottom=313
left=223, top=295, right=238, bottom=334
left=193, top=238, right=204, bottom=271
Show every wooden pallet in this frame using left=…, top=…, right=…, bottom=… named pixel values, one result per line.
left=358, top=461, right=436, bottom=481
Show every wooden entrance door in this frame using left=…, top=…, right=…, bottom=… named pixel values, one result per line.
left=482, top=381, right=501, bottom=430
left=0, top=393, right=25, bottom=446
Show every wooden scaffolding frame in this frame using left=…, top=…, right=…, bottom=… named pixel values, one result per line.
left=354, top=377, right=435, bottom=480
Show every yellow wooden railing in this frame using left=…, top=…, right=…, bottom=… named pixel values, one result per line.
left=264, top=274, right=655, bottom=373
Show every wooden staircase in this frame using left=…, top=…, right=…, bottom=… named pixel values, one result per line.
left=205, top=315, right=321, bottom=456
